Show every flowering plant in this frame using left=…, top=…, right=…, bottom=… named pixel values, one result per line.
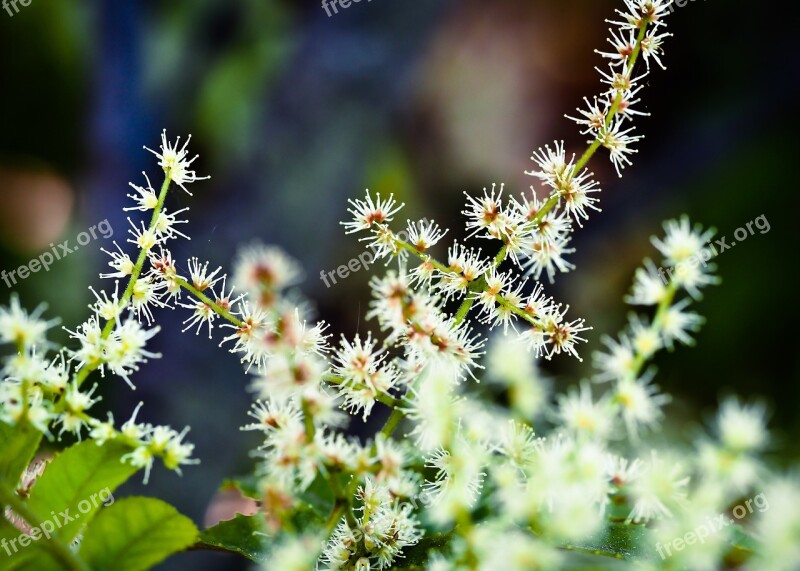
left=1, top=1, right=797, bottom=570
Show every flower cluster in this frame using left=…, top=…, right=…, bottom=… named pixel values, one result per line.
left=6, top=1, right=799, bottom=570
left=573, top=0, right=675, bottom=176
left=0, top=130, right=213, bottom=483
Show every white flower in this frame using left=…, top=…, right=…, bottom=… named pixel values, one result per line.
left=612, top=0, right=673, bottom=30
left=153, top=208, right=190, bottom=241
left=0, top=295, right=57, bottom=349
left=651, top=216, right=715, bottom=266
left=423, top=443, right=486, bottom=519
left=242, top=398, right=304, bottom=433
left=220, top=301, right=273, bottom=371
left=265, top=535, right=321, bottom=571
left=342, top=189, right=404, bottom=234
left=127, top=219, right=159, bottom=251
left=462, top=184, right=514, bottom=241
left=660, top=298, right=704, bottom=348
left=469, top=267, right=510, bottom=318
left=122, top=445, right=155, bottom=484
left=179, top=300, right=216, bottom=338
left=232, top=243, right=302, bottom=302
left=593, top=334, right=636, bottom=382
left=403, top=313, right=485, bottom=379
left=521, top=235, right=575, bottom=283
left=625, top=259, right=667, bottom=305
left=186, top=257, right=222, bottom=292
left=535, top=304, right=590, bottom=361
left=474, top=528, right=562, bottom=571
left=89, top=284, right=123, bottom=322
left=527, top=141, right=571, bottom=188
left=105, top=319, right=161, bottom=388
left=596, top=27, right=637, bottom=67
left=716, top=397, right=768, bottom=453
left=748, top=478, right=798, bottom=571
left=438, top=243, right=488, bottom=300
left=59, top=381, right=102, bottom=436
left=613, top=374, right=670, bottom=440
left=510, top=193, right=571, bottom=246
left=100, top=242, right=135, bottom=279
left=599, top=118, right=643, bottom=176
left=629, top=314, right=661, bottom=358
left=641, top=28, right=672, bottom=70
left=565, top=96, right=608, bottom=135
left=65, top=316, right=105, bottom=371
left=555, top=382, right=615, bottom=441
left=627, top=451, right=689, bottom=522
left=161, top=426, right=197, bottom=473
left=556, top=167, right=602, bottom=226
left=124, top=173, right=160, bottom=211
left=144, top=130, right=209, bottom=195
left=405, top=219, right=447, bottom=252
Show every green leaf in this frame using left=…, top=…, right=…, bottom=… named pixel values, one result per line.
left=0, top=543, right=64, bottom=571
left=26, top=440, right=137, bottom=543
left=564, top=522, right=649, bottom=561
left=399, top=531, right=454, bottom=567
left=0, top=421, right=43, bottom=487
left=78, top=497, right=198, bottom=571
left=220, top=475, right=261, bottom=500
left=197, top=513, right=266, bottom=563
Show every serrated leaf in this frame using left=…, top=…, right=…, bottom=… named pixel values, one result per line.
left=197, top=513, right=267, bottom=563
left=78, top=497, right=198, bottom=571
left=0, top=421, right=43, bottom=487
left=26, top=440, right=137, bottom=542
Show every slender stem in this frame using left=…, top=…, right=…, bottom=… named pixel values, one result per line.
left=72, top=173, right=173, bottom=390
left=301, top=399, right=316, bottom=443
left=573, top=21, right=649, bottom=176
left=322, top=374, right=400, bottom=408
left=174, top=277, right=243, bottom=326
left=453, top=297, right=476, bottom=326
left=630, top=280, right=678, bottom=375
left=380, top=407, right=405, bottom=439
left=0, top=482, right=90, bottom=571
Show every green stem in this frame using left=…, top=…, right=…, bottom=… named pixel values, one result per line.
left=322, top=374, right=400, bottom=408
left=573, top=21, right=649, bottom=176
left=72, top=173, right=173, bottom=390
left=630, top=280, right=678, bottom=375
left=0, top=482, right=90, bottom=571
left=301, top=398, right=316, bottom=443
left=174, top=277, right=243, bottom=326
left=380, top=407, right=405, bottom=439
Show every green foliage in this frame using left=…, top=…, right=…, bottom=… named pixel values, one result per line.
left=0, top=439, right=196, bottom=571
left=77, top=497, right=198, bottom=571
left=26, top=441, right=138, bottom=543
left=197, top=513, right=265, bottom=563
left=0, top=421, right=42, bottom=487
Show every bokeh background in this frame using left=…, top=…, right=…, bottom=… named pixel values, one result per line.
left=1, top=0, right=798, bottom=569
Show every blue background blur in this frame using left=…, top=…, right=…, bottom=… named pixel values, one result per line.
left=1, top=1, right=798, bottom=569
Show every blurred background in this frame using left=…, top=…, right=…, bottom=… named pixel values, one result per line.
left=1, top=0, right=797, bottom=568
